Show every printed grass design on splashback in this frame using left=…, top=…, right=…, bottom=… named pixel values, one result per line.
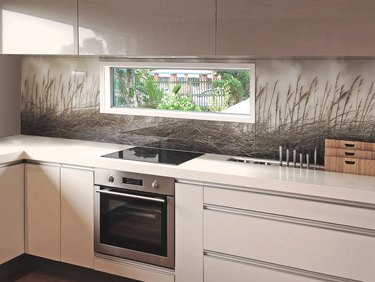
left=21, top=65, right=375, bottom=161
left=21, top=71, right=102, bottom=139
left=255, top=74, right=375, bottom=157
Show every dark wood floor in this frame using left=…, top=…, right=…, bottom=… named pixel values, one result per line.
left=12, top=271, right=77, bottom=282
left=0, top=255, right=138, bottom=282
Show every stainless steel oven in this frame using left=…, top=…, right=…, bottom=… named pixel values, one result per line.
left=94, top=168, right=175, bottom=269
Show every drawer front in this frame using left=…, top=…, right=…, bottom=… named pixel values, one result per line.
left=204, top=209, right=375, bottom=281
left=204, top=187, right=375, bottom=230
left=325, top=139, right=373, bottom=151
left=204, top=255, right=325, bottom=282
left=325, top=156, right=375, bottom=176
left=325, top=148, right=373, bottom=160
left=325, top=156, right=360, bottom=174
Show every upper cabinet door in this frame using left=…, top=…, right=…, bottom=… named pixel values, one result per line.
left=78, top=0, right=215, bottom=56
left=2, top=0, right=78, bottom=54
left=0, top=1, right=2, bottom=54
left=217, top=0, right=375, bottom=57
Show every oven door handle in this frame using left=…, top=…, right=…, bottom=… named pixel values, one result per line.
left=96, top=189, right=166, bottom=203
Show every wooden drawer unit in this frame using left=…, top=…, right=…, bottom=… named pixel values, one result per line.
left=325, top=139, right=375, bottom=176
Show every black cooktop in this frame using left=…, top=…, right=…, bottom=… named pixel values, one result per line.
left=102, top=146, right=204, bottom=165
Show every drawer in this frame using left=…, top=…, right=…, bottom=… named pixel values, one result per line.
left=325, top=148, right=373, bottom=159
left=204, top=255, right=325, bottom=282
left=325, top=156, right=360, bottom=174
left=325, top=139, right=374, bottom=151
left=325, top=156, right=375, bottom=176
left=204, top=209, right=375, bottom=281
left=204, top=186, right=375, bottom=230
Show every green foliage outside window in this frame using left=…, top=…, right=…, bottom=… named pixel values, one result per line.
left=113, top=68, right=249, bottom=112
left=213, top=71, right=249, bottom=108
left=157, top=84, right=201, bottom=112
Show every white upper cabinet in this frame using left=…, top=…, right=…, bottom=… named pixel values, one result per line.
left=2, top=0, right=78, bottom=54
left=0, top=0, right=2, bottom=54
left=217, top=0, right=375, bottom=56
left=78, top=0, right=215, bottom=56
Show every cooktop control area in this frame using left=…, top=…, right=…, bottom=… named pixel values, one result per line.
left=102, top=146, right=204, bottom=165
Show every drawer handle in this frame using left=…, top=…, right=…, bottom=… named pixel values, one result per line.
left=345, top=160, right=356, bottom=165
left=344, top=143, right=355, bottom=148
left=344, top=152, right=355, bottom=156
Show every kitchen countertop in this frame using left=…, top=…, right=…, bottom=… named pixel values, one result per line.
left=0, top=135, right=374, bottom=205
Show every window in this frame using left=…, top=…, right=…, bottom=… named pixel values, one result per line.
left=100, top=62, right=255, bottom=123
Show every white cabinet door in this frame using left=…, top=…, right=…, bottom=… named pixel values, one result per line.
left=25, top=163, right=61, bottom=261
left=0, top=0, right=2, bottom=54
left=2, top=0, right=78, bottom=54
left=0, top=164, right=24, bottom=264
left=78, top=0, right=215, bottom=56
left=175, top=182, right=203, bottom=282
left=217, top=0, right=375, bottom=56
left=61, top=166, right=94, bottom=269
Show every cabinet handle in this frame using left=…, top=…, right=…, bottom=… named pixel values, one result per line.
left=344, top=152, right=355, bottom=156
left=204, top=251, right=360, bottom=282
left=344, top=143, right=355, bottom=148
left=96, top=188, right=165, bottom=203
left=345, top=160, right=356, bottom=165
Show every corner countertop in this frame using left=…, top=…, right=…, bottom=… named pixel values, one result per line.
left=0, top=135, right=374, bottom=205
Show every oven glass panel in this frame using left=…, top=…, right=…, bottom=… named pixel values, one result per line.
left=100, top=188, right=167, bottom=256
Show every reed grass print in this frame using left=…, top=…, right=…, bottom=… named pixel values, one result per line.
left=21, top=58, right=375, bottom=159
left=256, top=73, right=375, bottom=138
left=21, top=62, right=102, bottom=140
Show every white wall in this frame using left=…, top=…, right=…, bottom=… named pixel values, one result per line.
left=0, top=55, right=21, bottom=137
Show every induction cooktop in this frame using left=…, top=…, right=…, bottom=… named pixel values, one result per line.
left=102, top=146, right=204, bottom=165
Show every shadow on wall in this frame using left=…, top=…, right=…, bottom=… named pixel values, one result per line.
left=21, top=58, right=375, bottom=163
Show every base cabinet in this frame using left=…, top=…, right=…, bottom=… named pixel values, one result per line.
left=203, top=185, right=375, bottom=282
left=25, top=163, right=94, bottom=268
left=0, top=164, right=24, bottom=264
left=61, top=166, right=94, bottom=268
left=204, top=208, right=375, bottom=281
left=25, top=163, right=60, bottom=261
left=175, top=182, right=203, bottom=282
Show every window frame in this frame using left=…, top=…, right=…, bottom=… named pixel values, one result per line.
left=100, top=61, right=255, bottom=123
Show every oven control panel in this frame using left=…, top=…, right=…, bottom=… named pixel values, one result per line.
left=95, top=168, right=175, bottom=196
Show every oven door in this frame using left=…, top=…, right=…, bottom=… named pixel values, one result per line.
left=94, top=185, right=175, bottom=269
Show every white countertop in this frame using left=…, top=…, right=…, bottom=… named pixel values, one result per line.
left=0, top=135, right=374, bottom=205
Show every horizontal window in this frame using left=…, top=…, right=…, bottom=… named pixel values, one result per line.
left=100, top=62, right=255, bottom=123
